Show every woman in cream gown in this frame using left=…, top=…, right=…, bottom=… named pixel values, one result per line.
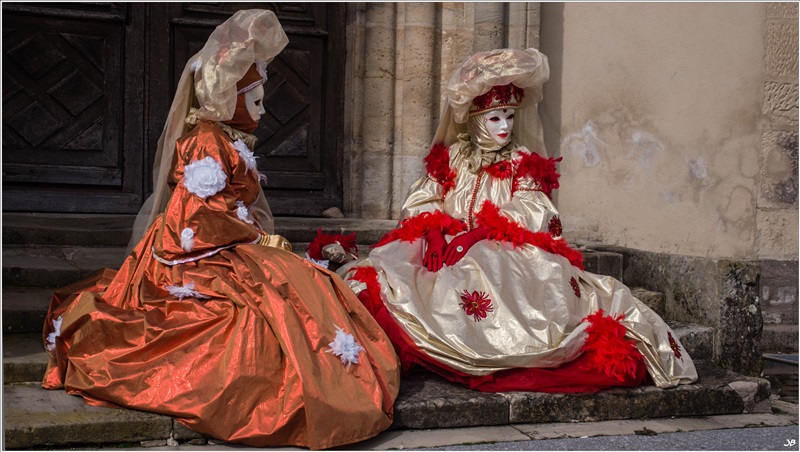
left=339, top=48, right=697, bottom=393
left=41, top=10, right=399, bottom=449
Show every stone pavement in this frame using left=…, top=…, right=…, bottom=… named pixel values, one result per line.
left=79, top=400, right=798, bottom=450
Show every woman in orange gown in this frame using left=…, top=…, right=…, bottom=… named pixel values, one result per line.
left=41, top=10, right=399, bottom=449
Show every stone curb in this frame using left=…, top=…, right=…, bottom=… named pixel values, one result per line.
left=3, top=360, right=771, bottom=450
left=390, top=360, right=770, bottom=431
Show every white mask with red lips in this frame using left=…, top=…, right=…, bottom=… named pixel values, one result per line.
left=485, top=108, right=515, bottom=147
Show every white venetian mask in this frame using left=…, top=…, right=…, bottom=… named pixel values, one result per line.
left=244, top=84, right=266, bottom=121
left=485, top=108, right=515, bottom=147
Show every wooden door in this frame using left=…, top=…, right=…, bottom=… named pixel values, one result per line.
left=2, top=3, right=144, bottom=213
left=146, top=2, right=347, bottom=217
left=3, top=3, right=345, bottom=217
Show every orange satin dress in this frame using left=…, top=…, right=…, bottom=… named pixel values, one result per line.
left=41, top=121, right=400, bottom=449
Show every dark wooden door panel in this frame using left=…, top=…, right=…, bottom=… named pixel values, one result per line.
left=2, top=3, right=343, bottom=217
left=2, top=3, right=144, bottom=213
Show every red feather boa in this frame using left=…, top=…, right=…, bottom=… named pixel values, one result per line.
left=424, top=143, right=457, bottom=196
left=474, top=200, right=584, bottom=269
left=513, top=151, right=562, bottom=198
left=375, top=210, right=465, bottom=247
left=306, top=228, right=358, bottom=261
left=581, top=310, right=644, bottom=382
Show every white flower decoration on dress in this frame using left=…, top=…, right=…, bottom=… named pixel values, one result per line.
left=325, top=325, right=365, bottom=370
left=45, top=316, right=63, bottom=351
left=305, top=256, right=330, bottom=269
left=235, top=201, right=255, bottom=224
left=180, top=228, right=195, bottom=252
left=232, top=139, right=257, bottom=173
left=183, top=156, right=227, bottom=199
left=166, top=281, right=210, bottom=300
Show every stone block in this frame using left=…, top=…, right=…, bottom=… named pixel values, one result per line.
left=581, top=250, right=624, bottom=281
left=391, top=370, right=509, bottom=429
left=763, top=81, right=799, bottom=128
left=3, top=384, right=172, bottom=449
left=761, top=324, right=799, bottom=354
left=504, top=361, right=765, bottom=424
left=3, top=287, right=51, bottom=334
left=716, top=260, right=763, bottom=376
left=759, top=260, right=799, bottom=325
left=631, top=287, right=665, bottom=316
left=172, top=420, right=206, bottom=441
left=766, top=3, right=798, bottom=19
left=765, top=22, right=799, bottom=78
left=2, top=213, right=135, bottom=246
left=756, top=208, right=799, bottom=260
left=669, top=321, right=714, bottom=361
left=728, top=380, right=772, bottom=413
left=759, top=130, right=798, bottom=208
left=359, top=153, right=395, bottom=218
left=3, top=333, right=48, bottom=384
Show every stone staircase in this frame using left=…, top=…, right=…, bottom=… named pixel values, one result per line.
left=2, top=213, right=774, bottom=449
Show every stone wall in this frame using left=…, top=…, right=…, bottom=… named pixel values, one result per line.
left=539, top=2, right=797, bottom=263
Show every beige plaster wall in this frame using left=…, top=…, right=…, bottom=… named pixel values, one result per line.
left=540, top=2, right=798, bottom=260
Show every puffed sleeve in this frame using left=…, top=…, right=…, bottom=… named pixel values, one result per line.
left=498, top=176, right=560, bottom=235
left=153, top=125, right=262, bottom=263
left=399, top=176, right=444, bottom=220
left=478, top=147, right=564, bottom=238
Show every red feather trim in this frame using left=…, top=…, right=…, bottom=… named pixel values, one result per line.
left=375, top=210, right=466, bottom=247
left=306, top=228, right=358, bottom=261
left=581, top=310, right=644, bottom=382
left=474, top=200, right=584, bottom=269
left=424, top=143, right=457, bottom=196
left=513, top=151, right=562, bottom=198
left=351, top=266, right=384, bottom=315
left=349, top=265, right=416, bottom=373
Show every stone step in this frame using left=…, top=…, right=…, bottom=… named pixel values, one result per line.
left=761, top=324, right=800, bottom=354
left=2, top=360, right=770, bottom=449
left=2, top=244, right=628, bottom=333
left=3, top=321, right=714, bottom=386
left=2, top=213, right=398, bottom=247
left=3, top=242, right=624, bottom=289
left=3, top=246, right=126, bottom=289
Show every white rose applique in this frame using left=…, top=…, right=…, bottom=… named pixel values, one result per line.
left=235, top=201, right=255, bottom=224
left=232, top=139, right=257, bottom=173
left=180, top=228, right=195, bottom=252
left=183, top=156, right=227, bottom=199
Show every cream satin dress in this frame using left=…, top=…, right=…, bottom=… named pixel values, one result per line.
left=341, top=143, right=697, bottom=388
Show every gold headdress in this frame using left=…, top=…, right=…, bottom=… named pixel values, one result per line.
left=431, top=48, right=550, bottom=155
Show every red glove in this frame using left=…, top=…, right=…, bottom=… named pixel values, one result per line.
left=443, top=227, right=489, bottom=266
left=422, top=229, right=448, bottom=272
